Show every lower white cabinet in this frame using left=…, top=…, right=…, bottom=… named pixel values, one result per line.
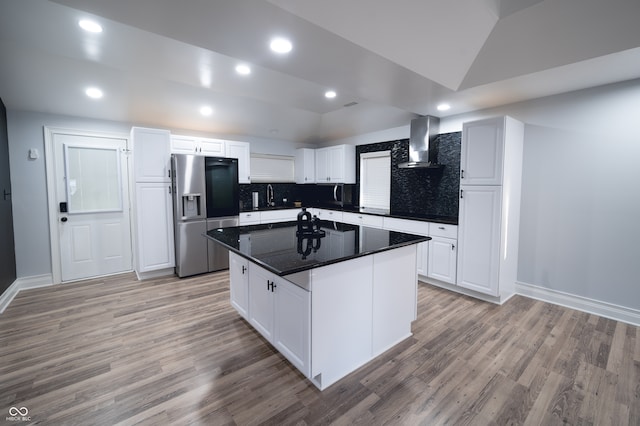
left=457, top=185, right=502, bottom=296
left=134, top=182, right=175, bottom=275
left=416, top=242, right=429, bottom=277
left=247, top=262, right=311, bottom=376
left=427, top=237, right=457, bottom=284
left=229, top=253, right=249, bottom=319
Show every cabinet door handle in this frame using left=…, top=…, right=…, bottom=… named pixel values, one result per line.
left=438, top=226, right=445, bottom=230
left=460, top=189, right=464, bottom=199
left=267, top=280, right=270, bottom=291
left=271, top=282, right=276, bottom=292
left=452, top=244, right=455, bottom=251
left=169, top=185, right=172, bottom=194
left=242, top=265, right=246, bottom=274
left=461, top=169, right=464, bottom=179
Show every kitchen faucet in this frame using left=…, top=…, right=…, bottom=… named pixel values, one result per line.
left=266, top=184, right=275, bottom=206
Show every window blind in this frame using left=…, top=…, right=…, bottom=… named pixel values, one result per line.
left=360, top=151, right=390, bottom=210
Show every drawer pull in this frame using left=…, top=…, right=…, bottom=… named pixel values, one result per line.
left=438, top=226, right=445, bottom=230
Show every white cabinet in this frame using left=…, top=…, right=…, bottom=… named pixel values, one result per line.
left=259, top=209, right=299, bottom=224
left=457, top=116, right=524, bottom=301
left=426, top=222, right=458, bottom=284
left=131, top=127, right=175, bottom=278
left=460, top=118, right=504, bottom=185
left=247, top=262, right=311, bottom=376
left=427, top=237, right=457, bottom=284
left=132, top=127, right=171, bottom=183
left=229, top=252, right=249, bottom=320
left=239, top=211, right=260, bottom=225
left=248, top=263, right=275, bottom=340
left=342, top=212, right=384, bottom=228
left=416, top=243, right=429, bottom=277
left=226, top=141, right=251, bottom=183
left=457, top=186, right=502, bottom=295
left=134, top=182, right=175, bottom=274
left=315, top=145, right=355, bottom=183
left=316, top=209, right=343, bottom=222
left=295, top=148, right=315, bottom=184
left=170, top=135, right=226, bottom=157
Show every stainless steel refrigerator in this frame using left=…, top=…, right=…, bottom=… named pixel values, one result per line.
left=171, top=154, right=239, bottom=277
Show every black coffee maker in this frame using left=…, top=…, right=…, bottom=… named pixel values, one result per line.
left=296, top=208, right=324, bottom=237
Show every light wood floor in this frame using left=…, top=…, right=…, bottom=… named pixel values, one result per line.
left=1, top=272, right=638, bottom=425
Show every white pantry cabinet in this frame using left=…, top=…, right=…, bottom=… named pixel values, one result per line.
left=229, top=252, right=249, bottom=320
left=131, top=127, right=175, bottom=278
left=315, top=145, right=356, bottom=183
left=457, top=116, right=524, bottom=302
left=295, top=148, right=315, bottom=184
left=226, top=140, right=251, bottom=183
left=248, top=262, right=311, bottom=376
left=170, top=135, right=226, bottom=157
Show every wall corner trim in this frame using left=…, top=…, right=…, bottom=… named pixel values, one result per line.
left=515, top=281, right=640, bottom=327
left=0, top=274, right=53, bottom=314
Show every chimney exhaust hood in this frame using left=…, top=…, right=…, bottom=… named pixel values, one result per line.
left=398, top=115, right=443, bottom=169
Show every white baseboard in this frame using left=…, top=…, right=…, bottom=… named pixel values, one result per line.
left=515, top=281, right=640, bottom=327
left=0, top=274, right=53, bottom=314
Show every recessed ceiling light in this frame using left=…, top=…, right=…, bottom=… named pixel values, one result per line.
left=270, top=37, right=292, bottom=54
left=85, top=87, right=103, bottom=99
left=200, top=106, right=213, bottom=116
left=235, top=64, right=251, bottom=75
left=437, top=103, right=451, bottom=111
left=325, top=90, right=337, bottom=99
left=79, top=19, right=102, bottom=33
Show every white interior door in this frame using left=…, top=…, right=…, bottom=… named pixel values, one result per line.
left=52, top=132, right=132, bottom=282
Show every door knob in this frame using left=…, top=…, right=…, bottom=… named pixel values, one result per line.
left=60, top=217, right=68, bottom=222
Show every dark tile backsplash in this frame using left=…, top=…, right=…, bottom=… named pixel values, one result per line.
left=240, top=131, right=461, bottom=217
left=355, top=132, right=461, bottom=218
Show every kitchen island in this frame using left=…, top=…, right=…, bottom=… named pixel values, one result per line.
left=205, top=220, right=430, bottom=390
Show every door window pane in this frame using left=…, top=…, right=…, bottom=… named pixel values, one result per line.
left=65, top=145, right=122, bottom=213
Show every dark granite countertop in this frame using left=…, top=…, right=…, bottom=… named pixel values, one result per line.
left=241, top=204, right=458, bottom=225
left=205, top=220, right=430, bottom=276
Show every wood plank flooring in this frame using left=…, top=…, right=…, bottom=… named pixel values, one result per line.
left=1, top=272, right=638, bottom=425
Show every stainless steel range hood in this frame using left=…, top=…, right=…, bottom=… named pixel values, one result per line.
left=398, top=115, right=443, bottom=169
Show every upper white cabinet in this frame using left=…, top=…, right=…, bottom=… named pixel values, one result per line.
left=460, top=118, right=504, bottom=185
left=226, top=141, right=251, bottom=183
left=295, top=148, right=315, bottom=184
left=132, top=127, right=171, bottom=183
left=457, top=116, right=524, bottom=301
left=170, top=135, right=226, bottom=157
left=315, top=145, right=355, bottom=184
left=171, top=135, right=251, bottom=183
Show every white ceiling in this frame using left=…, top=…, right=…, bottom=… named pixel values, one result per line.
left=1, top=0, right=639, bottom=144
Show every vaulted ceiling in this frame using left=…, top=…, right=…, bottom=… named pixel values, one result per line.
left=1, top=0, right=639, bottom=144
